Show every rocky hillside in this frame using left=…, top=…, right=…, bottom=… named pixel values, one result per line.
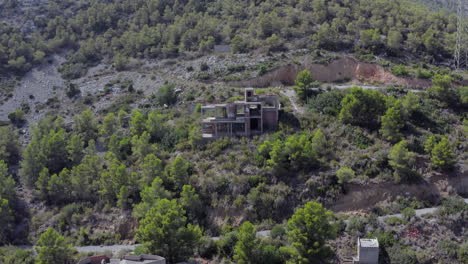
left=0, top=1, right=467, bottom=264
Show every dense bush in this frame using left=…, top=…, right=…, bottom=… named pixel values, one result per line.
left=8, top=0, right=453, bottom=80
left=391, top=64, right=410, bottom=76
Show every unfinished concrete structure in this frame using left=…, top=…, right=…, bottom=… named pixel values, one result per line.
left=201, top=88, right=279, bottom=139
left=119, top=254, right=166, bottom=264
left=353, top=238, right=379, bottom=264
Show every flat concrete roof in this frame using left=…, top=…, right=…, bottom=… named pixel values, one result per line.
left=360, top=238, right=379, bottom=248
left=202, top=117, right=245, bottom=123
left=201, top=104, right=228, bottom=109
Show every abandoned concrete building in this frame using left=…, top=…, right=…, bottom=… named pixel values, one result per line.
left=353, top=238, right=379, bottom=264
left=77, top=254, right=165, bottom=264
left=201, top=88, right=279, bottom=139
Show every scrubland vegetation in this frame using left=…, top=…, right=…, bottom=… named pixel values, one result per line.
left=0, top=0, right=467, bottom=263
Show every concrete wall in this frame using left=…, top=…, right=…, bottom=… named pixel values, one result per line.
left=262, top=109, right=278, bottom=130
left=357, top=246, right=379, bottom=264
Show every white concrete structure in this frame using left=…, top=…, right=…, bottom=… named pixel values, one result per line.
left=353, top=238, right=379, bottom=264
left=120, top=255, right=166, bottom=264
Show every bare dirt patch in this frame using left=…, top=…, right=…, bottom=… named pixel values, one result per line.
left=232, top=57, right=433, bottom=88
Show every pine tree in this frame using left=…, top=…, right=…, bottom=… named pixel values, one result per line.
left=36, top=228, right=73, bottom=264
left=134, top=177, right=172, bottom=219
left=165, top=157, right=191, bottom=191
left=233, top=221, right=257, bottom=264
left=137, top=199, right=202, bottom=263
left=431, top=136, right=455, bottom=170
left=380, top=99, right=404, bottom=142
left=388, top=140, right=416, bottom=183
left=287, top=202, right=337, bottom=263
left=294, top=70, right=315, bottom=103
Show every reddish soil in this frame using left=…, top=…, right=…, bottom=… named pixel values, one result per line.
left=331, top=171, right=467, bottom=213
left=232, top=57, right=435, bottom=88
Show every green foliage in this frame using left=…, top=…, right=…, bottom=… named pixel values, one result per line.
left=388, top=140, right=417, bottom=183
left=0, top=248, right=36, bottom=264
left=231, top=35, right=248, bottom=54
left=391, top=64, right=409, bottom=76
left=233, top=221, right=257, bottom=264
left=339, top=87, right=387, bottom=129
left=416, top=68, right=432, bottom=79
left=113, top=53, right=129, bottom=71
left=384, top=216, right=406, bottom=226
left=258, top=132, right=322, bottom=174
left=165, top=156, right=191, bottom=191
left=265, top=34, right=284, bottom=52
left=0, top=161, right=16, bottom=204
left=428, top=74, right=455, bottom=104
left=437, top=196, right=468, bottom=216
left=336, top=167, right=355, bottom=184
left=294, top=70, right=318, bottom=103
left=0, top=198, right=14, bottom=245
left=458, top=243, right=468, bottom=263
left=179, top=185, right=202, bottom=223
left=19, top=117, right=69, bottom=186
left=458, top=86, right=468, bottom=105
left=380, top=99, right=405, bottom=142
left=8, top=109, right=26, bottom=127
left=387, top=30, right=403, bottom=51
left=309, top=90, right=344, bottom=116
left=146, top=110, right=168, bottom=142
left=402, top=207, right=416, bottom=220
left=437, top=240, right=459, bottom=259
left=99, top=152, right=137, bottom=205
left=140, top=154, right=164, bottom=187
left=0, top=0, right=458, bottom=80
left=137, top=199, right=202, bottom=263
left=270, top=225, right=286, bottom=239
left=430, top=136, right=455, bottom=170
left=74, top=109, right=98, bottom=143
left=0, top=126, right=20, bottom=166
left=134, top=177, right=172, bottom=219
left=36, top=227, right=74, bottom=264
left=156, top=84, right=177, bottom=106
left=0, top=23, right=46, bottom=76
left=388, top=245, right=418, bottom=264
left=347, top=217, right=368, bottom=234
left=130, top=109, right=146, bottom=137
left=359, top=29, right=381, bottom=51
left=65, top=83, right=80, bottom=98
left=287, top=202, right=337, bottom=263
left=365, top=229, right=396, bottom=248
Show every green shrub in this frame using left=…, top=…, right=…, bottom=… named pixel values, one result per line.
left=437, top=240, right=459, bottom=259
left=388, top=245, right=418, bottom=264
left=365, top=229, right=396, bottom=247
left=458, top=243, right=468, bottom=263
left=401, top=207, right=416, bottom=220
left=347, top=217, right=367, bottom=234
left=195, top=72, right=211, bottom=80
left=437, top=196, right=468, bottom=216
left=200, top=63, right=209, bottom=71
left=270, top=225, right=286, bottom=239
left=384, top=216, right=406, bottom=226
left=155, top=84, right=177, bottom=106
left=8, top=109, right=26, bottom=127
left=336, top=167, right=355, bottom=184
left=227, top=64, right=246, bottom=73
left=416, top=68, right=432, bottom=79
left=391, top=64, right=409, bottom=77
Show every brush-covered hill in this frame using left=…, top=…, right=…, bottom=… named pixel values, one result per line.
left=0, top=1, right=467, bottom=264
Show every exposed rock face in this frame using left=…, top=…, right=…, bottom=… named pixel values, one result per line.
left=231, top=57, right=434, bottom=88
